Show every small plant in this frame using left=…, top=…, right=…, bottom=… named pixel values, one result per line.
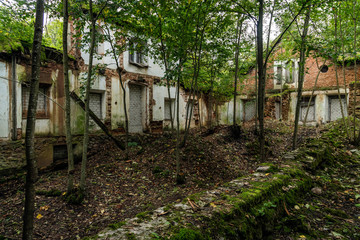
left=128, top=142, right=138, bottom=147
left=257, top=201, right=277, bottom=216
left=62, top=188, right=84, bottom=205
left=108, top=221, right=126, bottom=230
left=171, top=228, right=203, bottom=240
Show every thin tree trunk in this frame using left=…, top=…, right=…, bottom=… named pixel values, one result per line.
left=292, top=5, right=311, bottom=150
left=208, top=67, right=214, bottom=127
left=197, top=85, right=202, bottom=129
left=63, top=0, right=74, bottom=193
left=160, top=37, right=174, bottom=131
left=339, top=9, right=351, bottom=135
left=175, top=71, right=181, bottom=183
left=303, top=59, right=326, bottom=125
left=104, top=24, right=129, bottom=158
left=254, top=44, right=258, bottom=129
left=333, top=9, right=349, bottom=139
left=257, top=0, right=265, bottom=160
left=233, top=14, right=242, bottom=127
left=353, top=0, right=360, bottom=143
left=22, top=0, right=44, bottom=239
left=118, top=68, right=129, bottom=159
left=80, top=0, right=96, bottom=191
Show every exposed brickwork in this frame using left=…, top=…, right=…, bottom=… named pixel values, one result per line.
left=241, top=50, right=360, bottom=121
left=349, top=83, right=360, bottom=117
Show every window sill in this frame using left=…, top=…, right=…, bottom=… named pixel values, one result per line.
left=22, top=116, right=50, bottom=120
left=129, top=61, right=148, bottom=68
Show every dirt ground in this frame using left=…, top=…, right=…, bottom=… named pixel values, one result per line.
left=0, top=121, right=331, bottom=239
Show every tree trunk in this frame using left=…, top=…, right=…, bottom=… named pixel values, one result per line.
left=118, top=68, right=129, bottom=159
left=104, top=24, right=129, bottom=158
left=339, top=10, right=351, bottom=137
left=80, top=0, right=96, bottom=192
left=353, top=0, right=360, bottom=143
left=333, top=9, right=349, bottom=139
left=292, top=5, right=311, bottom=150
left=63, top=0, right=75, bottom=193
left=175, top=72, right=182, bottom=184
left=22, top=0, right=44, bottom=239
left=70, top=92, right=125, bottom=150
left=233, top=14, right=242, bottom=127
left=303, top=59, right=326, bottom=125
left=257, top=0, right=265, bottom=160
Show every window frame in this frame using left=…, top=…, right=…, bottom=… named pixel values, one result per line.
left=164, top=98, right=175, bottom=120
left=22, top=84, right=50, bottom=119
left=128, top=41, right=148, bottom=68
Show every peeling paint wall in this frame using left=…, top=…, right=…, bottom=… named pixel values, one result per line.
left=0, top=61, right=10, bottom=139
left=217, top=96, right=248, bottom=125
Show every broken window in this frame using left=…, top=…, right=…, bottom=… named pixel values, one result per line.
left=129, top=41, right=147, bottom=67
left=285, top=61, right=296, bottom=83
left=22, top=84, right=50, bottom=118
left=300, top=97, right=315, bottom=122
left=164, top=98, right=175, bottom=120
left=89, top=92, right=103, bottom=119
left=329, top=95, right=347, bottom=122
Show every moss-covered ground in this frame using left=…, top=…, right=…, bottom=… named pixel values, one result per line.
left=271, top=121, right=360, bottom=239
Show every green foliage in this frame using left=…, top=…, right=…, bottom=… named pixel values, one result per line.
left=0, top=5, right=34, bottom=52
left=43, top=19, right=63, bottom=50
left=171, top=228, right=203, bottom=240
left=108, top=221, right=126, bottom=230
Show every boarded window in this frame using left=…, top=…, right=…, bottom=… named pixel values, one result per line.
left=89, top=92, right=102, bottom=119
left=300, top=97, right=315, bottom=122
left=22, top=85, right=49, bottom=118
left=243, top=100, right=256, bottom=121
left=164, top=98, right=175, bottom=120
left=329, top=95, right=347, bottom=122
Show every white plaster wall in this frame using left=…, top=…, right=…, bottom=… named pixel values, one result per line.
left=22, top=119, right=51, bottom=135
left=80, top=26, right=119, bottom=70
left=123, top=50, right=165, bottom=78
left=111, top=76, right=125, bottom=129
left=218, top=102, right=230, bottom=125
left=15, top=64, right=23, bottom=129
left=152, top=85, right=177, bottom=121
left=198, top=96, right=208, bottom=126
left=69, top=71, right=86, bottom=135
left=217, top=96, right=243, bottom=125
left=82, top=44, right=119, bottom=70
left=0, top=61, right=10, bottom=138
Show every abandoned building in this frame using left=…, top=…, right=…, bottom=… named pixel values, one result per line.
left=0, top=34, right=213, bottom=144
left=218, top=50, right=360, bottom=126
